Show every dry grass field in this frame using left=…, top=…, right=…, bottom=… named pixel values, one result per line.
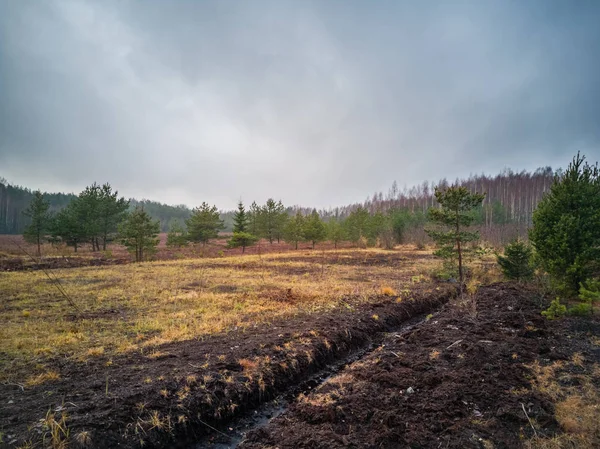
left=1, top=246, right=458, bottom=448
left=0, top=247, right=435, bottom=384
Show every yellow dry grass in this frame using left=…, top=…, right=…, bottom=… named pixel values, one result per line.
left=524, top=358, right=600, bottom=449
left=380, top=286, right=398, bottom=296
left=24, top=369, right=61, bottom=387
left=0, top=248, right=435, bottom=382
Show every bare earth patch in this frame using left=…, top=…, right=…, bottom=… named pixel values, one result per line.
left=238, top=284, right=600, bottom=449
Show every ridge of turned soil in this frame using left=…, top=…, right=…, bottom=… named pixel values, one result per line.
left=1, top=284, right=456, bottom=449
left=238, top=283, right=600, bottom=449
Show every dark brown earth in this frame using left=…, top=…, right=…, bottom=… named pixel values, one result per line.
left=0, top=284, right=455, bottom=449
left=238, top=284, right=600, bottom=449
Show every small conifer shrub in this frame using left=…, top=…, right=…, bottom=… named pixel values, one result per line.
left=496, top=240, right=534, bottom=281
left=541, top=298, right=567, bottom=320
left=578, top=280, right=600, bottom=315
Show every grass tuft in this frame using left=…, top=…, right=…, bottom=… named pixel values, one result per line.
left=75, top=430, right=92, bottom=447
left=380, top=286, right=398, bottom=296
left=525, top=359, right=600, bottom=449
left=238, top=358, right=258, bottom=371
left=25, top=370, right=60, bottom=387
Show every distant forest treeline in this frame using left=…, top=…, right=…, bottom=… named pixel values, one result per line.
left=0, top=166, right=555, bottom=236
left=0, top=178, right=193, bottom=234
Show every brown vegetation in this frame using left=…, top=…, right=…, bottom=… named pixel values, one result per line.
left=0, top=234, right=359, bottom=272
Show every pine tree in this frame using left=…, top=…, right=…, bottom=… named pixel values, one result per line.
left=51, top=206, right=85, bottom=252
left=579, top=280, right=600, bottom=315
left=166, top=221, right=188, bottom=247
left=232, top=201, right=249, bottom=233
left=326, top=219, right=346, bottom=249
left=370, top=212, right=393, bottom=248
left=425, top=186, right=486, bottom=289
left=248, top=201, right=264, bottom=236
left=227, top=232, right=259, bottom=253
left=185, top=202, right=224, bottom=245
left=274, top=200, right=287, bottom=243
left=497, top=240, right=534, bottom=281
left=23, top=190, right=51, bottom=256
left=49, top=183, right=121, bottom=252
left=344, top=206, right=371, bottom=244
left=530, top=153, right=600, bottom=294
left=262, top=198, right=281, bottom=244
left=227, top=201, right=258, bottom=253
left=118, top=207, right=160, bottom=262
left=283, top=211, right=305, bottom=250
left=303, top=210, right=327, bottom=249
left=98, top=183, right=129, bottom=250
left=389, top=209, right=410, bottom=243
left=77, top=183, right=103, bottom=251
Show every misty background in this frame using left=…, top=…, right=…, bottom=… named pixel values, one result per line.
left=1, top=0, right=599, bottom=209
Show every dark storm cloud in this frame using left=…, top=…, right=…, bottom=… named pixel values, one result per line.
left=1, top=0, right=599, bottom=208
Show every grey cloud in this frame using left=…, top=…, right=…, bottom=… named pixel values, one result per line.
left=1, top=0, right=599, bottom=209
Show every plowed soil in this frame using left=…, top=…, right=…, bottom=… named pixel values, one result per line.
left=0, top=284, right=455, bottom=448
left=4, top=283, right=599, bottom=449
left=239, top=284, right=600, bottom=449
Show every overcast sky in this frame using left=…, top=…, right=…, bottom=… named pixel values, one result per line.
left=1, top=1, right=599, bottom=209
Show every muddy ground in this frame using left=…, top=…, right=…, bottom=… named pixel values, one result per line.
left=0, top=284, right=455, bottom=448
left=239, top=284, right=600, bottom=449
